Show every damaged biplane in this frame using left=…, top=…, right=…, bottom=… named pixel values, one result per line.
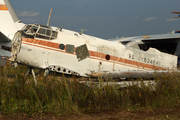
left=0, top=0, right=178, bottom=79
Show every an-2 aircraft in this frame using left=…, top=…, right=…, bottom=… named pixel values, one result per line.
left=0, top=0, right=178, bottom=80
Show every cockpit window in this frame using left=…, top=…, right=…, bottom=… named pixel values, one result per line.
left=32, top=26, right=38, bottom=33
left=21, top=24, right=58, bottom=40
left=47, top=30, right=51, bottom=36
left=22, top=25, right=31, bottom=32
left=26, top=26, right=38, bottom=34
left=38, top=28, right=46, bottom=34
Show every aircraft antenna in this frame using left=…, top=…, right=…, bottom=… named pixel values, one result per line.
left=80, top=28, right=89, bottom=35
left=47, top=7, right=53, bottom=26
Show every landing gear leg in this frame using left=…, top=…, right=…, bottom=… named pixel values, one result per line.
left=31, top=69, right=37, bottom=86
left=24, top=68, right=31, bottom=78
left=25, top=67, right=37, bottom=86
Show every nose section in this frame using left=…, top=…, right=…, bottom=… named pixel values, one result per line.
left=9, top=31, right=22, bottom=61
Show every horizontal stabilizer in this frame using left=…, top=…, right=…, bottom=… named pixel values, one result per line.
left=0, top=31, right=11, bottom=42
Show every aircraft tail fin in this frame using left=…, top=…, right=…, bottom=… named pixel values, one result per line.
left=0, top=0, right=24, bottom=40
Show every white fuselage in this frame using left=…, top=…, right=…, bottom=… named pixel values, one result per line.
left=0, top=0, right=178, bottom=76
left=14, top=26, right=177, bottom=77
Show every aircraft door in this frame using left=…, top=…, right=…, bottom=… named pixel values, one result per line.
left=99, top=48, right=115, bottom=71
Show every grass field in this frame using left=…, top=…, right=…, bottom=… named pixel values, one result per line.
left=0, top=65, right=180, bottom=118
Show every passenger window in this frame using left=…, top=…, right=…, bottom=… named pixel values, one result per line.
left=66, top=44, right=74, bottom=53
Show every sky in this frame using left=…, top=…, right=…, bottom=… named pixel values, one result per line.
left=10, top=0, right=180, bottom=39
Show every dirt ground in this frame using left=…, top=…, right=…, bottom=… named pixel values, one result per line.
left=0, top=108, right=180, bottom=120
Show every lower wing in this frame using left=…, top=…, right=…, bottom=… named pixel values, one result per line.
left=87, top=71, right=178, bottom=78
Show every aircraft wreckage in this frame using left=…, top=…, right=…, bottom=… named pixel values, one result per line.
left=0, top=0, right=178, bottom=80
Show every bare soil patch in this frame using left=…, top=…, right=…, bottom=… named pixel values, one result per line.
left=0, top=108, right=180, bottom=120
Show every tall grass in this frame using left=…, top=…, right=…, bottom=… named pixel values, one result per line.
left=0, top=65, right=180, bottom=116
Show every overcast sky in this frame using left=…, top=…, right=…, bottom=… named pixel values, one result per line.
left=10, top=0, right=180, bottom=39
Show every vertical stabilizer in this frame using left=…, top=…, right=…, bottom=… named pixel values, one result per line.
left=0, top=0, right=24, bottom=40
left=4, top=0, right=19, bottom=23
left=0, top=0, right=25, bottom=57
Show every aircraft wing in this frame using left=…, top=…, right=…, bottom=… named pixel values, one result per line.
left=87, top=71, right=176, bottom=78
left=0, top=31, right=11, bottom=42
left=109, top=33, right=180, bottom=57
left=109, top=33, right=180, bottom=44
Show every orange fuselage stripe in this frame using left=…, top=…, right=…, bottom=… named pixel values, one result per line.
left=0, top=5, right=8, bottom=10
left=22, top=38, right=166, bottom=70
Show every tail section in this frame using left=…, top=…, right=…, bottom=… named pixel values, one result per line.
left=0, top=0, right=24, bottom=40
left=0, top=0, right=25, bottom=57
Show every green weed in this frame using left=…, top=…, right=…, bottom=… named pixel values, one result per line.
left=0, top=65, right=179, bottom=116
